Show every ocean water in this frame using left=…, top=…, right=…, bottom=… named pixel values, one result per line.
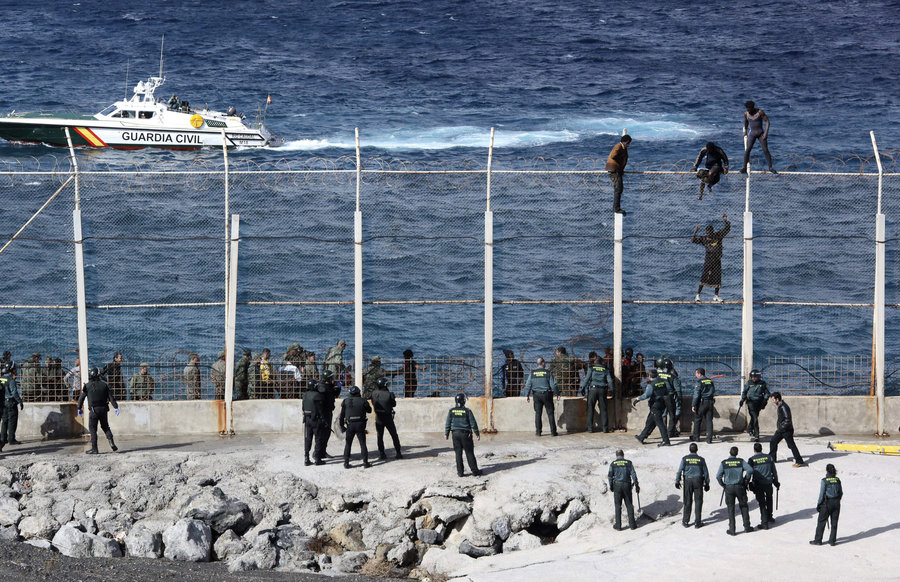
left=0, top=0, right=898, bottom=376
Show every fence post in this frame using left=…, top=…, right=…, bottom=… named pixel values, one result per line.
left=66, top=128, right=90, bottom=390
left=485, top=128, right=495, bottom=430
left=223, top=215, right=239, bottom=435
left=870, top=131, right=886, bottom=436
left=740, top=133, right=753, bottom=397
left=613, top=212, right=623, bottom=391
left=354, top=129, right=364, bottom=382
left=221, top=130, right=230, bottom=323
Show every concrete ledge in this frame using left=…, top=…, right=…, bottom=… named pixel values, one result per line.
left=12, top=396, right=899, bottom=440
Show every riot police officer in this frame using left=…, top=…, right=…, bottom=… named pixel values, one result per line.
left=340, top=386, right=371, bottom=468
left=675, top=442, right=710, bottom=528
left=657, top=357, right=683, bottom=438
left=0, top=362, right=21, bottom=448
left=444, top=393, right=481, bottom=477
left=632, top=369, right=671, bottom=446
left=608, top=449, right=639, bottom=530
left=302, top=379, right=326, bottom=466
left=371, top=376, right=403, bottom=460
left=77, top=367, right=119, bottom=454
left=716, top=446, right=755, bottom=535
left=748, top=442, right=780, bottom=529
left=691, top=368, right=716, bottom=443
left=581, top=356, right=614, bottom=433
left=319, top=370, right=341, bottom=455
left=524, top=358, right=560, bottom=437
left=740, top=369, right=770, bottom=441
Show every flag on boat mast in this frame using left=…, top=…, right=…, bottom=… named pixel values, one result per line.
left=267, top=95, right=272, bottom=104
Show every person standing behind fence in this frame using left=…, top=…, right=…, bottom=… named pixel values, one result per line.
left=675, top=442, right=710, bottom=528
left=500, top=349, right=524, bottom=397
left=525, top=357, right=560, bottom=437
left=362, top=356, right=399, bottom=399
left=233, top=349, right=251, bottom=401
left=340, top=386, right=371, bottom=469
left=401, top=349, right=425, bottom=398
left=691, top=368, right=716, bottom=443
left=372, top=376, right=403, bottom=460
left=445, top=393, right=481, bottom=477
left=128, top=363, right=156, bottom=401
left=581, top=352, right=613, bottom=433
left=78, top=367, right=119, bottom=454
left=550, top=346, right=579, bottom=397
left=692, top=214, right=731, bottom=303
left=211, top=351, right=227, bottom=400
left=740, top=369, right=770, bottom=442
left=184, top=353, right=202, bottom=399
left=606, top=134, right=632, bottom=216
left=769, top=392, right=806, bottom=467
left=324, top=340, right=347, bottom=376
left=255, top=348, right=275, bottom=398
left=692, top=142, right=729, bottom=200
left=102, top=352, right=125, bottom=402
left=811, top=463, right=842, bottom=546
left=608, top=449, right=639, bottom=530
left=48, top=357, right=66, bottom=400
left=0, top=363, right=21, bottom=448
left=20, top=353, right=41, bottom=401
left=64, top=361, right=80, bottom=401
left=740, top=100, right=777, bottom=174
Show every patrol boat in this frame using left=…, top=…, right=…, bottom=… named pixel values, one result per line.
left=0, top=75, right=281, bottom=150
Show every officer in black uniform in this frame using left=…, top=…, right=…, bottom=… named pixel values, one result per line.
left=632, top=369, right=671, bottom=446
left=811, top=463, right=842, bottom=546
left=716, top=446, right=755, bottom=536
left=581, top=355, right=614, bottom=433
left=371, top=376, right=403, bottom=460
left=691, top=368, right=716, bottom=443
left=0, top=362, right=20, bottom=449
left=608, top=449, right=639, bottom=530
left=658, top=357, right=683, bottom=437
left=748, top=442, right=780, bottom=529
left=320, top=370, right=341, bottom=456
left=445, top=393, right=481, bottom=477
left=524, top=357, right=559, bottom=437
left=340, top=386, right=372, bottom=469
left=77, top=367, right=120, bottom=454
left=740, top=369, right=770, bottom=441
left=675, top=442, right=710, bottom=528
left=302, top=379, right=326, bottom=466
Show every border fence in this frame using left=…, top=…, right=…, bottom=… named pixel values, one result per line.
left=0, top=130, right=897, bottom=434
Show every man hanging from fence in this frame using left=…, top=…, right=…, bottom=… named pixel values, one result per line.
left=692, top=141, right=729, bottom=200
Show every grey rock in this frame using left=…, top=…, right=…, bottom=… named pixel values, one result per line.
left=90, top=534, right=124, bottom=558
left=423, top=485, right=472, bottom=500
left=0, top=466, right=13, bottom=487
left=491, top=516, right=511, bottom=541
left=227, top=534, right=277, bottom=572
left=387, top=540, right=417, bottom=566
left=503, top=530, right=543, bottom=552
left=277, top=548, right=319, bottom=572
left=17, top=515, right=60, bottom=540
left=50, top=496, right=75, bottom=525
left=335, top=551, right=368, bottom=573
left=125, top=525, right=162, bottom=558
left=329, top=521, right=365, bottom=551
left=28, top=462, right=74, bottom=493
left=423, top=496, right=471, bottom=526
left=458, top=539, right=499, bottom=558
left=557, top=498, right=588, bottom=532
left=0, top=496, right=21, bottom=527
left=213, top=529, right=249, bottom=560
left=273, top=525, right=310, bottom=551
left=175, top=487, right=252, bottom=535
left=416, top=528, right=442, bottom=545
left=51, top=524, right=93, bottom=558
left=25, top=539, right=53, bottom=550
left=162, top=518, right=212, bottom=562
left=0, top=525, right=18, bottom=541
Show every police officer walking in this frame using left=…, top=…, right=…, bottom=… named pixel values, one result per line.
left=445, top=393, right=482, bottom=477
left=716, top=446, right=754, bottom=535
left=690, top=368, right=716, bottom=443
left=302, top=379, right=327, bottom=466
left=675, top=443, right=710, bottom=528
left=811, top=463, right=842, bottom=546
left=740, top=369, right=770, bottom=441
left=340, top=386, right=372, bottom=468
left=0, top=362, right=22, bottom=448
left=608, top=449, right=639, bottom=530
left=748, top=442, right=780, bottom=529
left=371, top=376, right=403, bottom=460
left=657, top=357, right=683, bottom=438
left=581, top=355, right=613, bottom=433
left=319, top=370, right=341, bottom=456
left=769, top=392, right=806, bottom=467
left=524, top=358, right=560, bottom=437
left=632, top=369, right=671, bottom=446
left=78, top=367, right=120, bottom=454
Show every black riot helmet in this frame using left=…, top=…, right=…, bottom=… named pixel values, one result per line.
left=749, top=369, right=761, bottom=380
left=654, top=356, right=667, bottom=370
left=322, top=369, right=335, bottom=383
left=349, top=385, right=361, bottom=397
left=307, top=379, right=319, bottom=393
left=376, top=376, right=390, bottom=390
left=89, top=367, right=101, bottom=381
left=0, top=362, right=10, bottom=376
left=455, top=393, right=467, bottom=407
left=664, top=358, right=674, bottom=372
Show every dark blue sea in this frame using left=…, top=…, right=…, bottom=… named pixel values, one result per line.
left=0, top=0, right=898, bottom=387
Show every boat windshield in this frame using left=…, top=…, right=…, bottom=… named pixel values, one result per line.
left=98, top=105, right=117, bottom=116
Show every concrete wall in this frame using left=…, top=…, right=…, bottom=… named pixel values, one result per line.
left=13, top=396, right=900, bottom=440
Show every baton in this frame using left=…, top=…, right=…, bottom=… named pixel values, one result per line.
left=719, top=486, right=725, bottom=507
left=731, top=401, right=744, bottom=425
left=776, top=486, right=779, bottom=511
left=636, top=488, right=642, bottom=512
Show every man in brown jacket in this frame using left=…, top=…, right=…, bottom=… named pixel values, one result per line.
left=606, top=134, right=632, bottom=215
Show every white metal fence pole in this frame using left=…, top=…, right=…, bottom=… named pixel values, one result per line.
left=485, top=128, right=495, bottom=429
left=66, top=128, right=90, bottom=390
left=223, top=215, right=239, bottom=435
left=870, top=131, right=886, bottom=436
left=222, top=130, right=230, bottom=327
left=740, top=132, right=753, bottom=397
left=354, top=129, right=364, bottom=384
left=613, top=212, right=623, bottom=391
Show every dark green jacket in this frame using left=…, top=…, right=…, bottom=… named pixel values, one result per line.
left=676, top=453, right=710, bottom=487
left=445, top=406, right=479, bottom=436
left=691, top=376, right=716, bottom=408
left=525, top=367, right=558, bottom=396
left=748, top=452, right=779, bottom=486
left=581, top=364, right=613, bottom=392
left=608, top=457, right=638, bottom=488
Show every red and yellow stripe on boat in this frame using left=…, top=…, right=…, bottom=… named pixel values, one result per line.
left=73, top=127, right=107, bottom=147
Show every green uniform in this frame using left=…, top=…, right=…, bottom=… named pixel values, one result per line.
left=183, top=362, right=201, bottom=399
left=211, top=358, right=227, bottom=400
left=813, top=475, right=843, bottom=545
left=233, top=355, right=250, bottom=400
left=323, top=343, right=346, bottom=375
left=20, top=357, right=41, bottom=401
left=748, top=452, right=779, bottom=527
left=362, top=364, right=386, bottom=399
left=658, top=370, right=683, bottom=437
left=716, top=455, right=754, bottom=534
left=676, top=452, right=710, bottom=527
left=445, top=405, right=480, bottom=476
left=635, top=377, right=670, bottom=445
left=740, top=380, right=770, bottom=440
left=525, top=367, right=559, bottom=437
left=128, top=372, right=156, bottom=401
left=581, top=363, right=613, bottom=433
left=549, top=353, right=577, bottom=396
left=691, top=376, right=716, bottom=443
left=607, top=457, right=639, bottom=529
left=0, top=374, right=20, bottom=445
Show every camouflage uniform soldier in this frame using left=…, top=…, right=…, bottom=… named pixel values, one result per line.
left=128, top=363, right=156, bottom=401
left=20, top=353, right=42, bottom=401
left=233, top=349, right=251, bottom=401
left=549, top=346, right=578, bottom=397
left=184, top=353, right=202, bottom=399
left=211, top=350, right=227, bottom=400
left=324, top=340, right=347, bottom=375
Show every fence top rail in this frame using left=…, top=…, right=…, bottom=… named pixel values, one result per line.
left=3, top=169, right=899, bottom=177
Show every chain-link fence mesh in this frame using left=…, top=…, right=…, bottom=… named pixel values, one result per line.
left=1, top=153, right=897, bottom=401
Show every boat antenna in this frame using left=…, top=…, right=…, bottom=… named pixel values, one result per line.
left=124, top=60, right=130, bottom=100
left=158, top=34, right=165, bottom=79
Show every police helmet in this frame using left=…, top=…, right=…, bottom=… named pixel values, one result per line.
left=455, top=393, right=467, bottom=407
left=664, top=358, right=674, bottom=372
left=89, top=367, right=101, bottom=381
left=349, top=385, right=361, bottom=397
left=307, top=379, right=319, bottom=392
left=322, top=369, right=335, bottom=382
left=376, top=376, right=390, bottom=389
left=654, top=356, right=666, bottom=370
left=749, top=369, right=761, bottom=379
left=0, top=362, right=10, bottom=376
